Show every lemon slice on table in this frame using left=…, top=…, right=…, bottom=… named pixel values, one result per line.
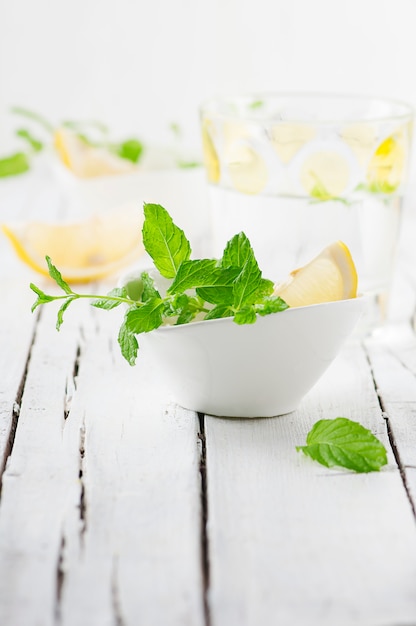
left=1, top=206, right=144, bottom=283
left=54, top=127, right=135, bottom=178
left=273, top=241, right=358, bottom=307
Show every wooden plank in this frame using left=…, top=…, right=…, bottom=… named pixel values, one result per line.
left=0, top=300, right=84, bottom=626
left=205, top=341, right=416, bottom=626
left=0, top=295, right=204, bottom=625
left=58, top=308, right=205, bottom=626
left=0, top=278, right=37, bottom=471
left=365, top=324, right=416, bottom=509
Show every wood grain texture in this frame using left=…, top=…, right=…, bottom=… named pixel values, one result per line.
left=205, top=341, right=416, bottom=626
left=0, top=300, right=204, bottom=626
left=0, top=279, right=37, bottom=471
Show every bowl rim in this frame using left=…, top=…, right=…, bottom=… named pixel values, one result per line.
left=150, top=294, right=365, bottom=334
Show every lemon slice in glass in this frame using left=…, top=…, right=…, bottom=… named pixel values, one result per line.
left=54, top=128, right=135, bottom=178
left=273, top=241, right=358, bottom=307
left=300, top=150, right=351, bottom=200
left=270, top=123, right=316, bottom=164
left=227, top=142, right=268, bottom=195
left=201, top=120, right=220, bottom=184
left=366, top=133, right=405, bottom=194
left=1, top=206, right=144, bottom=283
left=341, top=123, right=377, bottom=168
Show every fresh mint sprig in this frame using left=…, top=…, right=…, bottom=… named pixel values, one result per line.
left=297, top=417, right=388, bottom=473
left=30, top=203, right=288, bottom=364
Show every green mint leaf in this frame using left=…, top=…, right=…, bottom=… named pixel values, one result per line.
left=141, top=272, right=161, bottom=301
left=30, top=283, right=55, bottom=311
left=221, top=232, right=253, bottom=268
left=62, top=119, right=109, bottom=135
left=297, top=417, right=388, bottom=473
left=16, top=128, right=43, bottom=152
left=177, top=160, right=200, bottom=169
left=125, top=298, right=164, bottom=334
left=233, top=255, right=262, bottom=309
left=46, top=257, right=73, bottom=294
left=234, top=306, right=257, bottom=324
left=256, top=295, right=289, bottom=316
left=0, top=152, right=30, bottom=177
left=56, top=298, right=74, bottom=330
left=142, top=203, right=191, bottom=278
left=169, top=122, right=181, bottom=138
left=117, top=139, right=143, bottom=163
left=176, top=308, right=195, bottom=325
left=249, top=99, right=264, bottom=110
left=204, top=305, right=233, bottom=320
left=196, top=267, right=241, bottom=305
left=256, top=278, right=274, bottom=297
left=11, top=106, right=54, bottom=133
left=91, top=287, right=128, bottom=310
left=118, top=317, right=139, bottom=366
left=168, top=259, right=217, bottom=294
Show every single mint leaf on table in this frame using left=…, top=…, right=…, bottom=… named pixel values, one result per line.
left=297, top=417, right=388, bottom=473
left=142, top=203, right=191, bottom=278
left=0, top=152, right=30, bottom=177
left=118, top=319, right=139, bottom=366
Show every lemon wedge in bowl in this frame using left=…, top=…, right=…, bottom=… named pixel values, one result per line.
left=273, top=241, right=358, bottom=307
left=1, top=205, right=144, bottom=283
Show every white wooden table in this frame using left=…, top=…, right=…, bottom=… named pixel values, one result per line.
left=1, top=175, right=416, bottom=626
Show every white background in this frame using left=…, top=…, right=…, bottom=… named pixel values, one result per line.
left=1, top=0, right=416, bottom=160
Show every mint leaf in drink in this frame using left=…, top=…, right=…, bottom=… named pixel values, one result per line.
left=118, top=318, right=139, bottom=366
left=297, top=417, right=388, bottom=473
left=142, top=203, right=191, bottom=278
left=0, top=152, right=30, bottom=177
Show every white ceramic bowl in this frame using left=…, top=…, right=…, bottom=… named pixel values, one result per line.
left=131, top=289, right=365, bottom=418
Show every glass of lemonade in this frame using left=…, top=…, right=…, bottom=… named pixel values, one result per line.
left=200, top=93, right=413, bottom=329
